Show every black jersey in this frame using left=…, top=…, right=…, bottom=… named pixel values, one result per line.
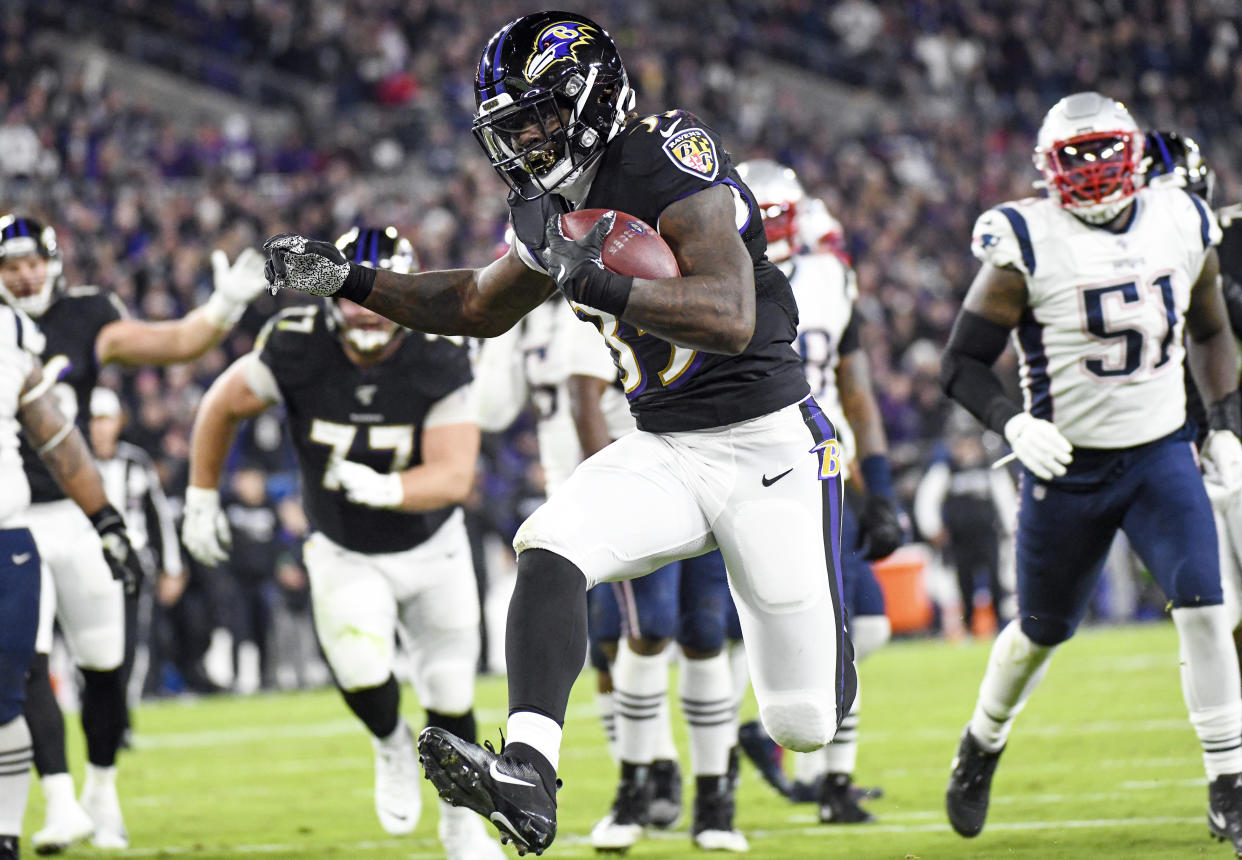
left=1188, top=207, right=1242, bottom=443
left=255, top=306, right=473, bottom=555
left=20, top=287, right=125, bottom=502
left=509, top=109, right=809, bottom=433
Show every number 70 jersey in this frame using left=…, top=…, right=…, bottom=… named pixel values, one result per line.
left=971, top=184, right=1221, bottom=449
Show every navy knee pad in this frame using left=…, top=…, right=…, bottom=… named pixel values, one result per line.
left=1020, top=614, right=1075, bottom=647
left=677, top=608, right=726, bottom=653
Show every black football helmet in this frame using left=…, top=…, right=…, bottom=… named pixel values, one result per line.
left=473, top=11, right=635, bottom=200
left=1142, top=129, right=1216, bottom=205
left=328, top=226, right=416, bottom=353
left=0, top=214, right=64, bottom=318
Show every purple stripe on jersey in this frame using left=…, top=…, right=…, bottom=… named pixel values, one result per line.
left=1016, top=309, right=1052, bottom=421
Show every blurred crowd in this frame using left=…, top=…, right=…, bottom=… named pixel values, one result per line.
left=3, top=1, right=1241, bottom=688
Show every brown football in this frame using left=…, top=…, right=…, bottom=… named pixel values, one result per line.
left=559, top=209, right=680, bottom=280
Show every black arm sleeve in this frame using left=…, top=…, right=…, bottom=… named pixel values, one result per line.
left=938, top=309, right=1021, bottom=435
left=838, top=313, right=861, bottom=357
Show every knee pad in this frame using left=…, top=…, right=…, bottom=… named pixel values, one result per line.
left=1020, top=613, right=1075, bottom=647
left=419, top=660, right=476, bottom=716
left=851, top=614, right=891, bottom=662
left=324, top=631, right=393, bottom=691
left=677, top=608, right=726, bottom=654
left=759, top=690, right=837, bottom=753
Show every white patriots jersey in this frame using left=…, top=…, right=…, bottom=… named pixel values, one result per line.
left=784, top=252, right=859, bottom=466
left=474, top=297, right=630, bottom=493
left=0, top=305, right=43, bottom=524
left=972, top=185, right=1221, bottom=448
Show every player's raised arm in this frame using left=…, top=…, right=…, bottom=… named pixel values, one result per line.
left=539, top=186, right=756, bottom=355
left=263, top=235, right=556, bottom=338
left=95, top=248, right=268, bottom=366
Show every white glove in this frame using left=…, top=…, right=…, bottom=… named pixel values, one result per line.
left=335, top=460, right=405, bottom=509
left=1203, top=430, right=1242, bottom=495
left=181, top=486, right=231, bottom=566
left=1003, top=413, right=1073, bottom=480
left=203, top=247, right=268, bottom=328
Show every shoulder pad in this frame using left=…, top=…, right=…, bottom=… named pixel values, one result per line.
left=971, top=204, right=1038, bottom=275
left=619, top=109, right=726, bottom=183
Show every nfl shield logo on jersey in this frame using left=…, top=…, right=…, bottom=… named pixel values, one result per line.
left=355, top=385, right=378, bottom=406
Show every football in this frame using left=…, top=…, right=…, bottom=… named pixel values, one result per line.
left=559, top=208, right=680, bottom=280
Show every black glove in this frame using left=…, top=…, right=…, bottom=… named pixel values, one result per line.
left=262, top=233, right=376, bottom=302
left=89, top=505, right=143, bottom=596
left=856, top=494, right=904, bottom=561
left=540, top=212, right=633, bottom=315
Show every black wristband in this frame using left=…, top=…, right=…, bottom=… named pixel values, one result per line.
left=1209, top=390, right=1242, bottom=436
left=575, top=267, right=634, bottom=316
left=338, top=263, right=377, bottom=304
left=88, top=504, right=124, bottom=535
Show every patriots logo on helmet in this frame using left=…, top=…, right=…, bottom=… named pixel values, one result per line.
left=523, top=22, right=596, bottom=81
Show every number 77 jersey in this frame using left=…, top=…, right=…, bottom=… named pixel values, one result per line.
left=971, top=183, right=1221, bottom=448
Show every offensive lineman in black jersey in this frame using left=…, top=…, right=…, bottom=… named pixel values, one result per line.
left=0, top=214, right=267, bottom=852
left=183, top=228, right=504, bottom=860
left=262, top=13, right=856, bottom=854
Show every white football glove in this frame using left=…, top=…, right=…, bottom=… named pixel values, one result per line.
left=335, top=460, right=405, bottom=509
left=181, top=486, right=231, bottom=566
left=203, top=248, right=268, bottom=328
left=1203, top=430, right=1242, bottom=495
left=1003, top=412, right=1073, bottom=480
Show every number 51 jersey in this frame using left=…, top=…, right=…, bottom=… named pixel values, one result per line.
left=254, top=305, right=474, bottom=555
left=971, top=183, right=1221, bottom=449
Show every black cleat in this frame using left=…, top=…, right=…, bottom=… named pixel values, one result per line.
left=818, top=772, right=875, bottom=823
left=649, top=759, right=683, bottom=829
left=417, top=727, right=557, bottom=856
left=737, top=720, right=794, bottom=798
left=945, top=727, right=1003, bottom=838
left=591, top=763, right=652, bottom=853
left=1209, top=772, right=1242, bottom=857
left=0, top=835, right=17, bottom=860
left=691, top=775, right=749, bottom=852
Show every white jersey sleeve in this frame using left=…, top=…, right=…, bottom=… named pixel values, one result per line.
left=0, top=306, right=38, bottom=524
left=971, top=201, right=1040, bottom=275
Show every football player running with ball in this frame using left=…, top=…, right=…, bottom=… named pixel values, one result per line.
left=939, top=92, right=1242, bottom=855
left=263, top=12, right=855, bottom=855
left=184, top=228, right=503, bottom=860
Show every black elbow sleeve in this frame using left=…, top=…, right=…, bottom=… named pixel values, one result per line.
left=940, top=310, right=1021, bottom=435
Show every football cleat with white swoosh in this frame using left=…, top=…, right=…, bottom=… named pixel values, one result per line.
left=1209, top=772, right=1242, bottom=857
left=418, top=727, right=558, bottom=856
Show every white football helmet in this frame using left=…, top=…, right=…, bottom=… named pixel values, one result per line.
left=1033, top=92, right=1145, bottom=224
left=0, top=214, right=65, bottom=318
left=329, top=226, right=416, bottom=353
left=737, top=159, right=806, bottom=263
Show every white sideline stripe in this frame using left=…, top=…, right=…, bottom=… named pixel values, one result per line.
left=66, top=815, right=1210, bottom=857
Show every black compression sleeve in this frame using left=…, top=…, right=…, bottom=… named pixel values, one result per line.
left=939, top=309, right=1021, bottom=435
left=838, top=313, right=861, bottom=357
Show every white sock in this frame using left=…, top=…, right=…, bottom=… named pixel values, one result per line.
left=851, top=615, right=891, bottom=662
left=506, top=711, right=562, bottom=773
left=824, top=682, right=859, bottom=774
left=1172, top=605, right=1242, bottom=779
left=41, top=771, right=77, bottom=816
left=969, top=622, right=1055, bottom=752
left=84, top=762, right=118, bottom=794
left=679, top=652, right=736, bottom=776
left=792, top=749, right=828, bottom=785
left=595, top=690, right=619, bottom=763
left=653, top=694, right=679, bottom=762
left=728, top=641, right=750, bottom=709
left=612, top=640, right=670, bottom=765
left=0, top=717, right=32, bottom=836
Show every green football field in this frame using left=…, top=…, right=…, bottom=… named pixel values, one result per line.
left=22, top=622, right=1233, bottom=859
